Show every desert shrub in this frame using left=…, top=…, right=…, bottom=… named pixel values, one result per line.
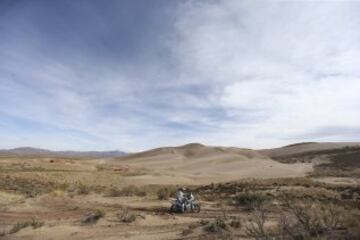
left=242, top=197, right=356, bottom=240
left=279, top=201, right=346, bottom=239
left=204, top=217, right=227, bottom=233
left=244, top=200, right=346, bottom=240
left=233, top=192, right=269, bottom=210
left=116, top=208, right=137, bottom=223
left=136, top=190, right=147, bottom=197
left=156, top=186, right=177, bottom=200
left=200, top=219, right=210, bottom=225
left=120, top=185, right=147, bottom=197
left=118, top=185, right=135, bottom=196
left=57, top=182, right=70, bottom=191
left=105, top=186, right=122, bottom=197
left=104, top=185, right=147, bottom=197
left=76, top=182, right=90, bottom=195
left=0, top=175, right=56, bottom=197
left=95, top=165, right=106, bottom=171
left=345, top=212, right=360, bottom=239
left=157, top=188, right=170, bottom=200
left=245, top=205, right=271, bottom=240
left=199, top=193, right=220, bottom=202
left=8, top=222, right=29, bottom=234
left=230, top=217, right=242, bottom=229
left=181, top=228, right=193, bottom=236
left=8, top=218, right=44, bottom=234
left=320, top=203, right=345, bottom=230
left=182, top=223, right=199, bottom=236
left=157, top=189, right=167, bottom=200
left=82, top=209, right=105, bottom=224
left=95, top=209, right=105, bottom=216
left=51, top=189, right=67, bottom=197
left=30, top=218, right=44, bottom=229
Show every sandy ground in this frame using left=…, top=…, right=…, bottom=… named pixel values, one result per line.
left=0, top=190, right=254, bottom=240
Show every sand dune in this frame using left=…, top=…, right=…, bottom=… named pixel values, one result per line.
left=113, top=143, right=312, bottom=184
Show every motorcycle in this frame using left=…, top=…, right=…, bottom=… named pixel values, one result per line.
left=170, top=198, right=201, bottom=213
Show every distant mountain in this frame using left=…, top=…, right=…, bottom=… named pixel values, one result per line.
left=0, top=147, right=126, bottom=158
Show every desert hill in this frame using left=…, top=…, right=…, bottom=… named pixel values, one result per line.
left=119, top=143, right=264, bottom=161
left=261, top=142, right=360, bottom=159
left=112, top=143, right=312, bottom=184
left=260, top=142, right=360, bottom=179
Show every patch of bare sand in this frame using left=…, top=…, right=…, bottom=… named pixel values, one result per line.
left=0, top=191, right=23, bottom=206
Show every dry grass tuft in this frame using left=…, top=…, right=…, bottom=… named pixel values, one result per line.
left=157, top=187, right=176, bottom=200
left=116, top=208, right=137, bottom=223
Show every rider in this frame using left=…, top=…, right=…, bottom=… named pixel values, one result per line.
left=176, top=187, right=186, bottom=211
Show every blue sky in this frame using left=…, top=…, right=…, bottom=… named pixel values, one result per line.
left=1, top=0, right=360, bottom=151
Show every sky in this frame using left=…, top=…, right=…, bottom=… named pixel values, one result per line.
left=0, top=0, right=360, bottom=151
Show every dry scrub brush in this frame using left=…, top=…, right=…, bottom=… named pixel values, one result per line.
left=279, top=200, right=346, bottom=239
left=245, top=204, right=270, bottom=240
left=244, top=198, right=353, bottom=240
left=8, top=218, right=44, bottom=234
left=116, top=208, right=137, bottom=223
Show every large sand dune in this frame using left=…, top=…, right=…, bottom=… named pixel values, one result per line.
left=112, top=143, right=312, bottom=184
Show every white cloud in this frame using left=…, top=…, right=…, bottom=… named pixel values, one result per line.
left=169, top=0, right=360, bottom=147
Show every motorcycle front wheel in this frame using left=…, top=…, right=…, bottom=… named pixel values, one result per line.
left=170, top=204, right=177, bottom=213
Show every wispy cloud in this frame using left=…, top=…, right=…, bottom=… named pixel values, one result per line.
left=0, top=0, right=359, bottom=151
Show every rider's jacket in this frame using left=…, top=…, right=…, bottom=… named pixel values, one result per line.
left=188, top=193, right=194, bottom=201
left=176, top=190, right=184, bottom=200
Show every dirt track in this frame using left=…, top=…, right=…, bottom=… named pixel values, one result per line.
left=0, top=191, right=252, bottom=240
